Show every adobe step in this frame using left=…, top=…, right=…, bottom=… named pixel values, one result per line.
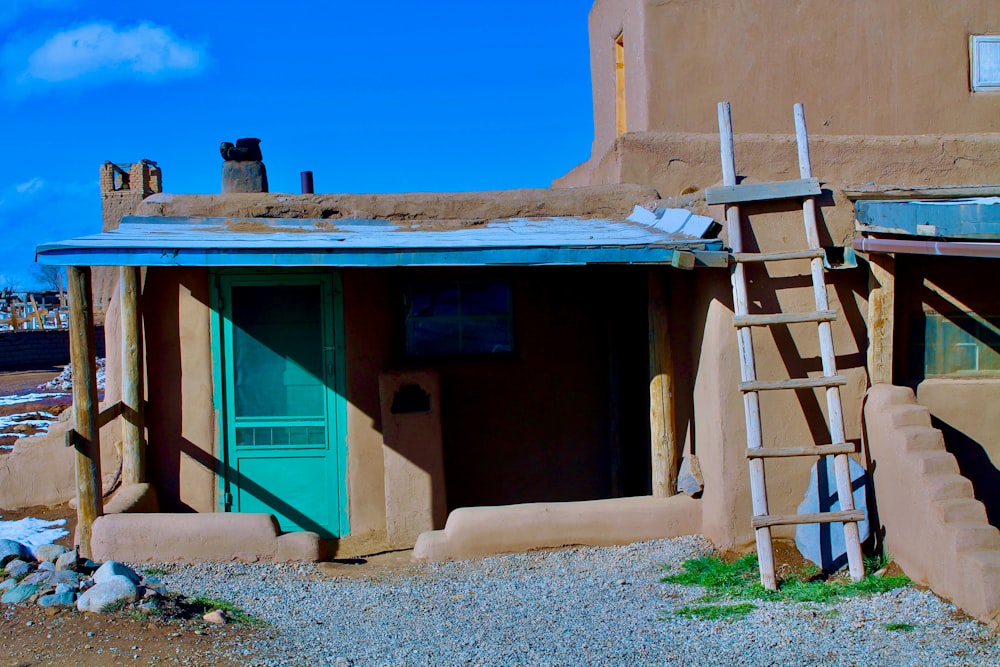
left=947, top=521, right=1000, bottom=554
left=936, top=497, right=990, bottom=524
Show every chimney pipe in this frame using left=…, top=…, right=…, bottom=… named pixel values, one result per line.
left=300, top=171, right=314, bottom=194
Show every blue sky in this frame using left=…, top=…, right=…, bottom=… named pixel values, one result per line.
left=0, top=1, right=596, bottom=288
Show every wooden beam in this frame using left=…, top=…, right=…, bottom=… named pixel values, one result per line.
left=705, top=178, right=820, bottom=205
left=120, top=266, right=145, bottom=485
left=67, top=266, right=103, bottom=558
left=867, top=253, right=895, bottom=385
left=648, top=269, right=678, bottom=497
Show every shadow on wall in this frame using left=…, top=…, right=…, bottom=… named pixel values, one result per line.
left=932, top=415, right=1000, bottom=526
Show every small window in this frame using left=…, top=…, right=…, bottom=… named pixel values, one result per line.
left=917, top=312, right=1000, bottom=376
left=405, top=281, right=513, bottom=356
left=971, top=35, right=1000, bottom=92
left=615, top=32, right=627, bottom=136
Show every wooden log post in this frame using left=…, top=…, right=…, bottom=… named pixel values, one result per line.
left=867, top=253, right=895, bottom=385
left=120, top=266, right=145, bottom=485
left=67, top=266, right=103, bottom=558
left=648, top=268, right=678, bottom=497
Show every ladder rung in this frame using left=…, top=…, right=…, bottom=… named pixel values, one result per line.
left=734, top=310, right=837, bottom=327
left=752, top=509, right=865, bottom=529
left=705, top=177, right=821, bottom=205
left=741, top=376, right=847, bottom=392
left=746, top=443, right=857, bottom=459
left=732, top=249, right=825, bottom=263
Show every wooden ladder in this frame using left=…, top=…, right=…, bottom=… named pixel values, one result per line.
left=711, top=101, right=865, bottom=589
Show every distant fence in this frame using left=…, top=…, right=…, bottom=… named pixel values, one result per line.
left=0, top=327, right=106, bottom=372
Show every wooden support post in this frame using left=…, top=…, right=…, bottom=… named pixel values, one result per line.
left=648, top=268, right=678, bottom=497
left=120, top=266, right=145, bottom=485
left=867, top=253, right=895, bottom=385
left=67, top=266, right=103, bottom=558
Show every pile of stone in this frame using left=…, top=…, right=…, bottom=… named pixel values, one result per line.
left=0, top=538, right=161, bottom=612
left=37, top=358, right=107, bottom=393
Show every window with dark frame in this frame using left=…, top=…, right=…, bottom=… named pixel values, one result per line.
left=404, top=280, right=513, bottom=357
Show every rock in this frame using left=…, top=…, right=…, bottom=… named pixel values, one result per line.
left=38, top=591, right=76, bottom=607
left=54, top=583, right=75, bottom=595
left=93, top=561, right=141, bottom=585
left=0, top=579, right=15, bottom=593
left=795, top=456, right=871, bottom=571
left=202, top=609, right=227, bottom=625
left=76, top=575, right=139, bottom=613
left=0, top=540, right=29, bottom=566
left=677, top=455, right=704, bottom=496
left=5, top=559, right=31, bottom=578
left=1, top=583, right=39, bottom=604
left=35, top=544, right=69, bottom=563
left=55, top=550, right=78, bottom=572
left=49, top=570, right=80, bottom=587
left=38, top=562, right=55, bottom=572
left=19, top=571, right=52, bottom=587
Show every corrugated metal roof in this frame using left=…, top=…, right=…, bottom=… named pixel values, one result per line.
left=36, top=214, right=728, bottom=268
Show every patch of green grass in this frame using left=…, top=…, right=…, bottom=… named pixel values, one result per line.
left=101, top=599, right=132, bottom=613
left=661, top=553, right=910, bottom=604
left=141, top=566, right=170, bottom=576
left=183, top=595, right=262, bottom=626
left=667, top=602, right=757, bottom=622
left=883, top=622, right=916, bottom=632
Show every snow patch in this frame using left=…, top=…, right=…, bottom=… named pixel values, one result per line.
left=0, top=392, right=68, bottom=407
left=0, top=516, right=68, bottom=555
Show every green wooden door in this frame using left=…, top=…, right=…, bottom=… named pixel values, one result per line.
left=215, top=273, right=348, bottom=538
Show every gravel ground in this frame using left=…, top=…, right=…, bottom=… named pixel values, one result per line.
left=159, top=536, right=1000, bottom=667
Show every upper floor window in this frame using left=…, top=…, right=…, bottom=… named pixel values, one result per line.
left=971, top=35, right=1000, bottom=92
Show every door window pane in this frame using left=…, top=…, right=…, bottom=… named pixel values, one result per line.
left=231, top=285, right=325, bottom=417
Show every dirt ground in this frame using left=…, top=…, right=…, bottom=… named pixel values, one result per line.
left=0, top=370, right=257, bottom=666
left=0, top=369, right=70, bottom=450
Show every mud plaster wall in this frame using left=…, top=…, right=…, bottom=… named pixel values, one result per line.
left=559, top=132, right=1000, bottom=549
left=132, top=264, right=651, bottom=546
left=891, top=255, right=1000, bottom=528
left=584, top=0, right=1000, bottom=164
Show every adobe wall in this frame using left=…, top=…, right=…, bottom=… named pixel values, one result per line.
left=0, top=328, right=105, bottom=372
left=585, top=0, right=1000, bottom=164
left=557, top=129, right=1000, bottom=549
left=133, top=264, right=645, bottom=553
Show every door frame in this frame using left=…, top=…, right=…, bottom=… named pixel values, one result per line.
left=209, top=269, right=349, bottom=536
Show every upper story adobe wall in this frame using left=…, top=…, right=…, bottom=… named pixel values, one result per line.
left=589, top=0, right=1000, bottom=160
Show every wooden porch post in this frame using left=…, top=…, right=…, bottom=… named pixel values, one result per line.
left=120, top=266, right=145, bottom=484
left=648, top=268, right=678, bottom=497
left=67, top=266, right=103, bottom=558
left=867, top=253, right=895, bottom=385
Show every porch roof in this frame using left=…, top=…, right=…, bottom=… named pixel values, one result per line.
left=36, top=214, right=728, bottom=268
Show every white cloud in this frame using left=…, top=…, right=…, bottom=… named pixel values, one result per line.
left=20, top=21, right=204, bottom=84
left=15, top=177, right=44, bottom=195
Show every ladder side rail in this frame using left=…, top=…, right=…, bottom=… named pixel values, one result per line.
left=794, top=103, right=865, bottom=582
left=720, top=101, right=777, bottom=590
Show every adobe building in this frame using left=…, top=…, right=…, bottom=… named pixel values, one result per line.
left=12, top=0, right=1000, bottom=623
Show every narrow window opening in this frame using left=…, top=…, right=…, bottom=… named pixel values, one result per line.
left=615, top=32, right=627, bottom=136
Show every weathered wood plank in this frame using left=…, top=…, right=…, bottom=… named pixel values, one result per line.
left=718, top=101, right=777, bottom=591
left=752, top=509, right=865, bottom=529
left=120, top=266, right=145, bottom=485
left=740, top=375, right=847, bottom=392
left=867, top=253, right=895, bottom=385
left=746, top=443, right=857, bottom=459
left=705, top=178, right=820, bottom=205
left=734, top=310, right=837, bottom=327
left=845, top=184, right=1000, bottom=200
left=732, top=249, right=825, bottom=263
left=648, top=269, right=678, bottom=498
left=67, top=265, right=103, bottom=558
